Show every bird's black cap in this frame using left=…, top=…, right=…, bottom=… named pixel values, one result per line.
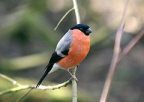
left=70, top=24, right=92, bottom=35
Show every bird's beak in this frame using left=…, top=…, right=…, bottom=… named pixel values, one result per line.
left=86, top=28, right=92, bottom=34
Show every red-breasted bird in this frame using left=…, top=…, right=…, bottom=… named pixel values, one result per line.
left=18, top=24, right=92, bottom=102
left=36, top=24, right=92, bottom=87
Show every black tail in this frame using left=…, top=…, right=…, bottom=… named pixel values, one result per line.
left=36, top=51, right=64, bottom=88
left=36, top=64, right=53, bottom=88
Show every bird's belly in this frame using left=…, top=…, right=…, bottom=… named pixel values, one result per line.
left=58, top=33, right=90, bottom=69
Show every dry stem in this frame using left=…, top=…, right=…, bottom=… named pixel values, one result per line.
left=99, top=0, right=130, bottom=102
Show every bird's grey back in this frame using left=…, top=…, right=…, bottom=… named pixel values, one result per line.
left=55, top=30, right=72, bottom=57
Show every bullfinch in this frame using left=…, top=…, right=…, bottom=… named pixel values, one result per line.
left=36, top=24, right=92, bottom=88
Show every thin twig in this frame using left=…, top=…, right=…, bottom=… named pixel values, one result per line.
left=99, top=27, right=144, bottom=102
left=116, top=29, right=144, bottom=63
left=71, top=0, right=80, bottom=102
left=0, top=73, right=72, bottom=96
left=0, top=73, right=21, bottom=86
left=54, top=8, right=74, bottom=30
left=72, top=68, right=77, bottom=102
left=121, top=29, right=144, bottom=57
left=0, top=85, right=29, bottom=96
left=99, top=0, right=130, bottom=102
left=0, top=79, right=72, bottom=96
left=16, top=79, right=72, bottom=102
left=36, top=79, right=72, bottom=90
left=73, top=0, right=80, bottom=24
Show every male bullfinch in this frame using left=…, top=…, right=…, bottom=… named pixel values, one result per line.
left=36, top=24, right=92, bottom=88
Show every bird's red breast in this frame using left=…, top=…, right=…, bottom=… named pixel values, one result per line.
left=58, top=29, right=90, bottom=69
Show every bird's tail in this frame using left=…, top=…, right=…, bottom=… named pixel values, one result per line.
left=17, top=64, right=53, bottom=102
left=36, top=64, right=53, bottom=88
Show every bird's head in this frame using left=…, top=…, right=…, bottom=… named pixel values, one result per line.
left=70, top=24, right=92, bottom=35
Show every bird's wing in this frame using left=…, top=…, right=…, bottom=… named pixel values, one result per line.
left=49, top=30, right=72, bottom=65
left=55, top=30, right=72, bottom=56
left=36, top=30, right=72, bottom=87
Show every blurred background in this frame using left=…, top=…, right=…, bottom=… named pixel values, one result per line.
left=0, top=0, right=144, bottom=102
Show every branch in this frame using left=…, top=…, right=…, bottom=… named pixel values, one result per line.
left=121, top=29, right=144, bottom=58
left=0, top=73, right=72, bottom=96
left=99, top=27, right=144, bottom=102
left=99, top=0, right=130, bottom=102
left=71, top=68, right=77, bottom=102
left=54, top=8, right=74, bottom=30
left=0, top=85, right=29, bottom=96
left=73, top=0, right=80, bottom=24
left=0, top=73, right=21, bottom=86
left=71, top=0, right=81, bottom=102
